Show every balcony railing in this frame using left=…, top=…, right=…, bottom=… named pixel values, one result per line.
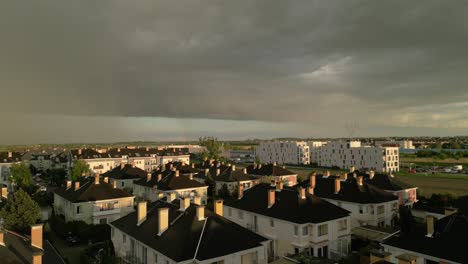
left=92, top=204, right=121, bottom=216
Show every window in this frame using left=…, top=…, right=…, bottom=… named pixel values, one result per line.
left=294, top=225, right=298, bottom=236
left=318, top=224, right=328, bottom=236
left=99, top=218, right=107, bottom=224
left=123, top=234, right=126, bottom=244
left=339, top=219, right=347, bottom=231
left=270, top=218, right=274, bottom=227
left=76, top=205, right=81, bottom=215
left=359, top=205, right=364, bottom=214
left=153, top=253, right=158, bottom=263
left=121, top=181, right=125, bottom=187
left=302, top=226, right=308, bottom=236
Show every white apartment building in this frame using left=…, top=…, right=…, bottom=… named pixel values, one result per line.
left=53, top=175, right=135, bottom=224
left=109, top=199, right=269, bottom=264
left=223, top=183, right=352, bottom=261
left=311, top=141, right=400, bottom=173
left=375, top=140, right=415, bottom=149
left=255, top=141, right=310, bottom=165
left=308, top=141, right=328, bottom=165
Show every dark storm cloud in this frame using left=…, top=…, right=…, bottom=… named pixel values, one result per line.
left=1, top=0, right=468, bottom=142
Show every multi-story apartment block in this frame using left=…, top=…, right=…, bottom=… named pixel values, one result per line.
left=255, top=141, right=310, bottom=165
left=363, top=171, right=418, bottom=207
left=157, top=148, right=190, bottom=165
left=308, top=141, right=328, bottom=165
left=246, top=163, right=298, bottom=186
left=109, top=199, right=269, bottom=264
left=53, top=175, right=135, bottom=224
left=300, top=173, right=399, bottom=228
left=311, top=141, right=400, bottom=173
left=223, top=183, right=352, bottom=261
left=133, top=169, right=208, bottom=205
left=382, top=213, right=467, bottom=264
left=0, top=152, right=22, bottom=188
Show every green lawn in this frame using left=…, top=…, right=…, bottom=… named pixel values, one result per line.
left=394, top=172, right=468, bottom=197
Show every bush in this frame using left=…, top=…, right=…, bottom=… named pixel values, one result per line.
left=49, top=214, right=109, bottom=243
left=80, top=240, right=116, bottom=264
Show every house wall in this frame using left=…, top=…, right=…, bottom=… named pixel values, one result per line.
left=215, top=180, right=259, bottom=195
left=0, top=163, right=12, bottom=187
left=160, top=155, right=190, bottom=166
left=322, top=199, right=398, bottom=228
left=53, top=193, right=135, bottom=224
left=311, top=141, right=400, bottom=173
left=111, top=178, right=140, bottom=192
left=110, top=225, right=268, bottom=264
left=223, top=205, right=351, bottom=260
left=133, top=185, right=208, bottom=205
left=255, top=141, right=310, bottom=165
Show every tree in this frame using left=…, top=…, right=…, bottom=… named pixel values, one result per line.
left=46, top=168, right=67, bottom=186
left=199, top=137, right=222, bottom=160
left=71, top=160, right=90, bottom=181
left=9, top=162, right=33, bottom=189
left=0, top=189, right=41, bottom=233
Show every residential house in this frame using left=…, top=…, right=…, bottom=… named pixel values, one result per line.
left=133, top=169, right=208, bottom=205
left=53, top=175, right=135, bottom=224
left=246, top=163, right=298, bottom=186
left=300, top=173, right=399, bottom=228
left=214, top=165, right=260, bottom=196
left=0, top=152, right=22, bottom=189
left=363, top=171, right=417, bottom=207
left=255, top=141, right=310, bottom=165
left=223, top=183, right=352, bottom=261
left=109, top=198, right=269, bottom=264
left=0, top=224, right=64, bottom=264
left=382, top=213, right=468, bottom=264
left=102, top=163, right=147, bottom=192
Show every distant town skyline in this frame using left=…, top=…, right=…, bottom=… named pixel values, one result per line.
left=1, top=1, right=468, bottom=144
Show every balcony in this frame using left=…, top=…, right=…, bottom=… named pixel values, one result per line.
left=92, top=204, right=121, bottom=216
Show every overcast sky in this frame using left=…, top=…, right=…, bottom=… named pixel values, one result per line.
left=1, top=1, right=468, bottom=144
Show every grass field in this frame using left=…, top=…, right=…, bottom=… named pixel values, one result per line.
left=285, top=166, right=468, bottom=198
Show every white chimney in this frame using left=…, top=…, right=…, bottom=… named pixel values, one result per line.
left=334, top=179, right=341, bottom=194
left=74, top=181, right=80, bottom=190
left=157, top=174, right=162, bottom=182
left=357, top=176, right=363, bottom=186
left=204, top=169, right=210, bottom=176
left=369, top=170, right=375, bottom=179
left=189, top=173, right=193, bottom=180
left=298, top=187, right=306, bottom=199
left=175, top=170, right=180, bottom=177
left=104, top=177, right=109, bottom=183
left=30, top=224, right=43, bottom=249
left=307, top=186, right=314, bottom=195
left=276, top=181, right=283, bottom=191
left=268, top=189, right=275, bottom=208
left=426, top=215, right=434, bottom=237
left=196, top=206, right=205, bottom=221
left=66, top=181, right=72, bottom=190
left=7, top=152, right=12, bottom=158
left=194, top=196, right=202, bottom=206
left=137, top=201, right=147, bottom=226
left=113, top=180, right=117, bottom=189
left=232, top=165, right=236, bottom=171
left=168, top=192, right=176, bottom=202
left=157, top=208, right=169, bottom=236
left=216, top=168, right=220, bottom=176
left=238, top=183, right=244, bottom=199
left=243, top=168, right=247, bottom=174
left=147, top=173, right=152, bottom=182
left=214, top=200, right=223, bottom=216
left=1, top=187, right=8, bottom=199
left=94, top=174, right=100, bottom=185
left=179, top=197, right=190, bottom=211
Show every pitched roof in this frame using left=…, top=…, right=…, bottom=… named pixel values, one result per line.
left=102, top=164, right=147, bottom=180
left=110, top=201, right=268, bottom=262
left=224, top=183, right=350, bottom=224
left=246, top=164, right=296, bottom=177
left=363, top=173, right=415, bottom=191
left=70, top=149, right=112, bottom=160
left=382, top=214, right=468, bottom=263
left=300, top=175, right=398, bottom=204
left=0, top=152, right=22, bottom=163
left=216, top=166, right=259, bottom=182
left=107, top=147, right=159, bottom=158
left=158, top=148, right=190, bottom=156
left=162, top=162, right=198, bottom=174
left=134, top=170, right=206, bottom=191
left=54, top=179, right=134, bottom=203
